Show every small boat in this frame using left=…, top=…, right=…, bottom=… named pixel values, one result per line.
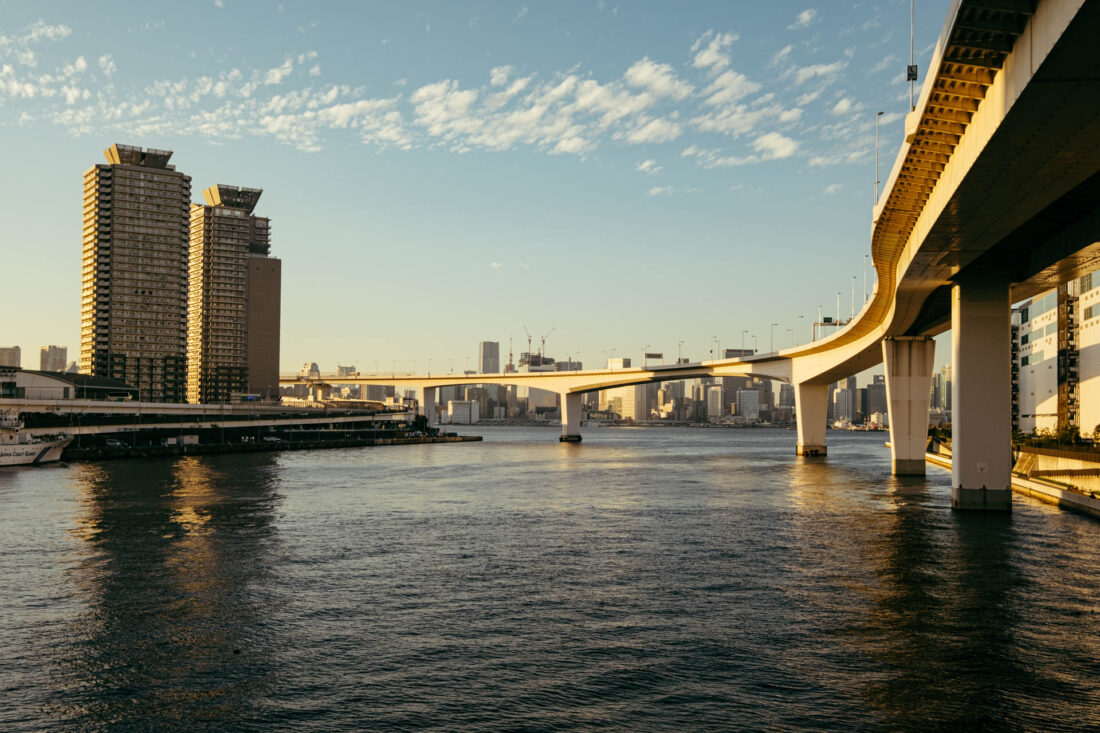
left=0, top=411, right=71, bottom=466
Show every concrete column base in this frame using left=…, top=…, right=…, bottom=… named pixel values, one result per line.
left=559, top=434, right=582, bottom=443
left=952, top=486, right=1012, bottom=511
left=796, top=444, right=827, bottom=457
left=893, top=458, right=926, bottom=475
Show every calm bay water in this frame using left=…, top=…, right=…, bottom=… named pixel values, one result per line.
left=1, top=426, right=1099, bottom=731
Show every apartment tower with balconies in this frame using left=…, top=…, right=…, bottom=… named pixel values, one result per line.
left=80, top=144, right=191, bottom=402
left=186, top=185, right=280, bottom=403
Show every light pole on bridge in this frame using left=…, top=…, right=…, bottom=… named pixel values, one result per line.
left=796, top=315, right=804, bottom=347
left=770, top=322, right=777, bottom=353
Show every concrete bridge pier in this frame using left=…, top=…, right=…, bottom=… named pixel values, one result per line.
left=418, top=386, right=437, bottom=427
left=951, top=275, right=1012, bottom=511
left=560, top=392, right=582, bottom=442
left=883, top=337, right=935, bottom=475
left=795, top=382, right=828, bottom=457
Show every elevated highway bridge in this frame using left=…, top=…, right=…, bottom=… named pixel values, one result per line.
left=286, top=0, right=1100, bottom=510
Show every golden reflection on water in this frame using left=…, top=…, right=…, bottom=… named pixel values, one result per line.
left=56, top=455, right=280, bottom=728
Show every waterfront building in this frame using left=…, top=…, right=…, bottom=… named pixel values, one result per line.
left=446, top=400, right=479, bottom=424
left=777, top=382, right=795, bottom=408
left=737, top=389, right=760, bottom=421
left=39, top=346, right=67, bottom=372
left=478, top=342, right=500, bottom=374
left=187, top=185, right=280, bottom=403
left=865, top=375, right=887, bottom=419
left=706, top=385, right=725, bottom=421
left=0, top=366, right=137, bottom=400
left=721, top=348, right=754, bottom=416
left=80, top=144, right=191, bottom=402
left=0, top=346, right=21, bottom=368
left=1009, top=272, right=1100, bottom=436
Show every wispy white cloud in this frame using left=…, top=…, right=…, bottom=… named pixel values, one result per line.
left=830, top=97, right=862, bottom=116
left=788, top=9, right=818, bottom=30
left=788, top=60, right=846, bottom=85
left=682, top=131, right=798, bottom=168
left=98, top=54, right=116, bottom=77
left=824, top=183, right=842, bottom=195
left=691, top=30, right=739, bottom=71
left=771, top=44, right=793, bottom=66
left=647, top=185, right=673, bottom=196
left=0, top=20, right=878, bottom=171
left=489, top=261, right=503, bottom=269
left=870, top=54, right=896, bottom=74
left=623, top=57, right=692, bottom=100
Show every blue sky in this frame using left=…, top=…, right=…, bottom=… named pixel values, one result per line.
left=0, top=1, right=952, bottom=376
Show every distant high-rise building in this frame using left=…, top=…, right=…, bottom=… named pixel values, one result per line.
left=81, top=144, right=191, bottom=401
left=0, top=346, right=20, bottom=368
left=865, top=374, right=887, bottom=417
left=737, top=389, right=760, bottom=421
left=187, top=185, right=280, bottom=403
left=706, top=385, right=725, bottom=420
left=39, top=345, right=67, bottom=372
left=478, top=341, right=500, bottom=374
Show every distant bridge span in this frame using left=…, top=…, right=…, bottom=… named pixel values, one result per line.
left=287, top=0, right=1100, bottom=510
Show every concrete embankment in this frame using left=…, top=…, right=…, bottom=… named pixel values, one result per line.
left=63, top=434, right=481, bottom=462
left=925, top=448, right=1100, bottom=520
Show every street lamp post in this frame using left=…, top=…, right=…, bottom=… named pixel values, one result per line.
left=875, top=108, right=884, bottom=201
left=741, top=329, right=748, bottom=352
left=770, top=322, right=777, bottom=353
left=678, top=340, right=684, bottom=363
left=864, top=254, right=869, bottom=303
left=796, top=315, right=804, bottom=346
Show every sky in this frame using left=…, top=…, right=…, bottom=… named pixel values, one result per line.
left=0, top=0, right=954, bottom=379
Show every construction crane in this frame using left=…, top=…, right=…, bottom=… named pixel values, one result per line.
left=539, top=327, right=556, bottom=359
left=523, top=325, right=534, bottom=356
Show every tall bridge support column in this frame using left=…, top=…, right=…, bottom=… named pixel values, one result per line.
left=883, top=337, right=935, bottom=475
left=560, top=392, right=582, bottom=443
left=952, top=275, right=1012, bottom=511
left=795, top=382, right=828, bottom=456
left=418, top=386, right=437, bottom=427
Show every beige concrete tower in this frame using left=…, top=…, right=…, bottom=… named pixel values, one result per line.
left=80, top=144, right=191, bottom=402
left=186, top=185, right=280, bottom=403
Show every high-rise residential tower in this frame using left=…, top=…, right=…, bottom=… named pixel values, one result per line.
left=80, top=144, right=191, bottom=401
left=39, top=345, right=67, bottom=372
left=478, top=341, right=500, bottom=374
left=186, top=185, right=280, bottom=403
left=0, top=346, right=20, bottom=368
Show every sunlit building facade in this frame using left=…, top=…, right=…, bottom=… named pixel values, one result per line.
left=80, top=144, right=191, bottom=401
left=187, top=185, right=279, bottom=403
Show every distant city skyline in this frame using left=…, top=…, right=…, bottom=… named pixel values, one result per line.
left=0, top=2, right=953, bottom=375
